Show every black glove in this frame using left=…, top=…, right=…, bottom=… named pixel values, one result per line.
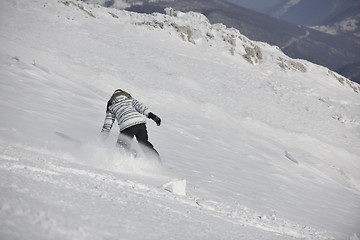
left=148, top=112, right=161, bottom=126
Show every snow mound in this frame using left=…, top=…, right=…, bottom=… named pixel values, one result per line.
left=163, top=179, right=186, bottom=196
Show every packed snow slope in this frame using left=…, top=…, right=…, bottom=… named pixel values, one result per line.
left=1, top=0, right=360, bottom=239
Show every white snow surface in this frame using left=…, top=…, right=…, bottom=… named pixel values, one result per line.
left=1, top=0, right=360, bottom=239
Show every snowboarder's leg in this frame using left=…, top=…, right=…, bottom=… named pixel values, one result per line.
left=117, top=128, right=136, bottom=156
left=135, top=124, right=161, bottom=161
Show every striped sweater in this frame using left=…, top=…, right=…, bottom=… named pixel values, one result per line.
left=101, top=95, right=150, bottom=133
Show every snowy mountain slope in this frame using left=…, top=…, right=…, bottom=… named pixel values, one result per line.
left=1, top=0, right=360, bottom=239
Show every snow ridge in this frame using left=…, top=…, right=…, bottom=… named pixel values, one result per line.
left=79, top=1, right=359, bottom=92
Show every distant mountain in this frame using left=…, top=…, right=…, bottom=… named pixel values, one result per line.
left=227, top=0, right=360, bottom=26
left=244, top=0, right=360, bottom=44
left=81, top=0, right=360, bottom=82
left=227, top=0, right=360, bottom=46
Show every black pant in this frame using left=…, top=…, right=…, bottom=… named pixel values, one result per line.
left=117, top=123, right=160, bottom=159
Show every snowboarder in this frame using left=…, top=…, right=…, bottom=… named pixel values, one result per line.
left=101, top=89, right=161, bottom=160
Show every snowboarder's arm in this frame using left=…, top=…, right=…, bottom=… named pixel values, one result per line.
left=131, top=98, right=150, bottom=115
left=132, top=98, right=161, bottom=126
left=101, top=111, right=115, bottom=135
